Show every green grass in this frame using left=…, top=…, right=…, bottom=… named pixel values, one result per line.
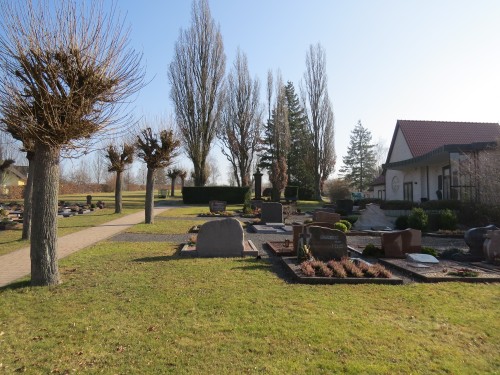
left=127, top=219, right=207, bottom=234
left=158, top=204, right=242, bottom=218
left=1, top=241, right=499, bottom=374
left=0, top=191, right=152, bottom=256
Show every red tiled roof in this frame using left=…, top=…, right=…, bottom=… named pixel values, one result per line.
left=397, top=120, right=500, bottom=157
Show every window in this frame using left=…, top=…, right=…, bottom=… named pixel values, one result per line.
left=403, top=182, right=413, bottom=201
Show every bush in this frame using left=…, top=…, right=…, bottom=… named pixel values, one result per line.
left=182, top=186, right=250, bottom=204
left=394, top=215, right=409, bottom=230
left=421, top=246, right=438, bottom=257
left=346, top=215, right=358, bottom=225
left=421, top=200, right=462, bottom=211
left=327, top=179, right=351, bottom=203
left=408, top=208, right=428, bottom=231
left=298, top=187, right=314, bottom=200
left=438, top=209, right=458, bottom=230
left=357, top=198, right=383, bottom=209
left=334, top=222, right=348, bottom=233
left=362, top=243, right=384, bottom=257
left=339, top=219, right=352, bottom=230
left=284, top=186, right=298, bottom=201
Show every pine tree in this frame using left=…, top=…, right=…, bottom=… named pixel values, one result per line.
left=340, top=120, right=377, bottom=192
left=284, top=81, right=315, bottom=193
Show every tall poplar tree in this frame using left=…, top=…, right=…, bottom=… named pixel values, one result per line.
left=340, top=120, right=377, bottom=192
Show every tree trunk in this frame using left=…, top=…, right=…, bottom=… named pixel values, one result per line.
left=22, top=152, right=35, bottom=240
left=145, top=167, right=155, bottom=224
left=170, top=176, right=175, bottom=197
left=30, top=144, right=60, bottom=286
left=115, top=171, right=122, bottom=214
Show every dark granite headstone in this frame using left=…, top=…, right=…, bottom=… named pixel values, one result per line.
left=261, top=202, right=283, bottom=224
left=209, top=200, right=227, bottom=213
left=336, top=199, right=354, bottom=215
left=307, top=226, right=348, bottom=261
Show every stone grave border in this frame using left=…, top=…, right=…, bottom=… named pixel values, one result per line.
left=266, top=241, right=295, bottom=256
left=180, top=240, right=259, bottom=257
left=280, top=256, right=403, bottom=285
left=378, top=258, right=500, bottom=283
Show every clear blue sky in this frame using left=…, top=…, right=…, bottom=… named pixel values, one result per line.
left=114, top=0, right=500, bottom=182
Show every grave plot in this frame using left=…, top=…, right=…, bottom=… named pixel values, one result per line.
left=266, top=239, right=294, bottom=256
left=379, top=256, right=500, bottom=283
left=280, top=226, right=403, bottom=284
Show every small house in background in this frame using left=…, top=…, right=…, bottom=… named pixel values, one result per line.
left=1, top=165, right=28, bottom=195
left=368, top=174, right=386, bottom=200
left=382, top=120, right=500, bottom=203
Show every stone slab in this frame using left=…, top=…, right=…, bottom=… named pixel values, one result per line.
left=406, top=253, right=439, bottom=264
left=261, top=202, right=283, bottom=224
left=181, top=240, right=258, bottom=257
left=196, top=218, right=244, bottom=257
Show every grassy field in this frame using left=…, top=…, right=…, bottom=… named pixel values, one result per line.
left=0, top=191, right=151, bottom=256
left=1, top=240, right=498, bottom=374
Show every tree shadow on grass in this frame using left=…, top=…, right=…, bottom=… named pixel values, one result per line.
left=0, top=279, right=31, bottom=291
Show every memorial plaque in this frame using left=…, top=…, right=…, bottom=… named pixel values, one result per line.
left=209, top=200, right=227, bottom=213
left=307, top=226, right=348, bottom=261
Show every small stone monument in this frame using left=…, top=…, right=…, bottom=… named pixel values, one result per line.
left=196, top=218, right=245, bottom=257
left=465, top=225, right=499, bottom=258
left=484, top=229, right=500, bottom=264
left=86, top=195, right=92, bottom=205
left=261, top=202, right=283, bottom=224
left=209, top=200, right=227, bottom=213
left=253, top=169, right=263, bottom=200
left=307, top=226, right=348, bottom=261
left=406, top=253, right=439, bottom=264
left=381, top=229, right=421, bottom=258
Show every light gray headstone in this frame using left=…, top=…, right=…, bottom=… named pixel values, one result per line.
left=196, top=218, right=244, bottom=257
left=406, top=253, right=439, bottom=264
left=261, top=202, right=283, bottom=224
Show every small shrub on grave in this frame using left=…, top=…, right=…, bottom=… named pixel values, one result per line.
left=372, top=264, right=392, bottom=278
left=297, top=244, right=312, bottom=262
left=346, top=215, right=358, bottom=225
left=408, top=208, right=428, bottom=231
left=300, top=261, right=315, bottom=276
left=339, top=219, right=352, bottom=230
left=421, top=246, right=438, bottom=257
left=326, top=260, right=347, bottom=278
left=310, top=260, right=333, bottom=277
left=340, top=257, right=364, bottom=277
left=334, top=222, right=348, bottom=233
left=395, top=215, right=409, bottom=230
left=438, top=209, right=458, bottom=231
left=439, top=248, right=465, bottom=260
left=362, top=243, right=384, bottom=257
left=447, top=268, right=479, bottom=277
left=356, top=262, right=379, bottom=278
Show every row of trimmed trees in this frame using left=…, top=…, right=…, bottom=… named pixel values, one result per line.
left=168, top=0, right=336, bottom=200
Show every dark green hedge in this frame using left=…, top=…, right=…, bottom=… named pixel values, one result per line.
left=182, top=186, right=251, bottom=204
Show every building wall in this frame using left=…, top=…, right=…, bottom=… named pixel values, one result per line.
left=388, top=128, right=412, bottom=163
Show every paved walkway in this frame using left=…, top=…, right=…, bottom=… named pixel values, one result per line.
left=0, top=207, right=171, bottom=287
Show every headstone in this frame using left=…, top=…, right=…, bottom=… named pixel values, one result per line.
left=484, top=229, right=500, bottom=264
left=261, top=202, right=283, bottom=224
left=406, top=253, right=439, bottom=264
left=465, top=225, right=499, bottom=258
left=209, top=200, right=227, bottom=213
left=381, top=231, right=404, bottom=258
left=312, top=211, right=341, bottom=224
left=401, top=228, right=422, bottom=253
left=196, top=218, right=244, bottom=257
left=306, top=226, right=348, bottom=261
left=253, top=169, right=263, bottom=200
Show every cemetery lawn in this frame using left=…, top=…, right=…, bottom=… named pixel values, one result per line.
left=1, top=242, right=499, bottom=374
left=127, top=219, right=207, bottom=235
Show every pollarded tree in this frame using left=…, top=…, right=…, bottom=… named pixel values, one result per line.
left=339, top=120, right=377, bottom=192
left=136, top=127, right=180, bottom=224
left=167, top=168, right=181, bottom=197
left=303, top=43, right=336, bottom=200
left=178, top=169, right=188, bottom=190
left=106, top=143, right=135, bottom=214
left=219, top=49, right=262, bottom=187
left=0, top=0, right=143, bottom=286
left=168, top=0, right=226, bottom=186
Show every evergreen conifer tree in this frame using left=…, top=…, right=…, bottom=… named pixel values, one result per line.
left=340, top=120, right=377, bottom=191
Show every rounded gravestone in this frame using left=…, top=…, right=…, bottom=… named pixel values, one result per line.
left=196, top=218, right=244, bottom=257
left=464, top=224, right=498, bottom=258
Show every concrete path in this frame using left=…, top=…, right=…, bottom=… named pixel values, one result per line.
left=0, top=207, right=171, bottom=287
